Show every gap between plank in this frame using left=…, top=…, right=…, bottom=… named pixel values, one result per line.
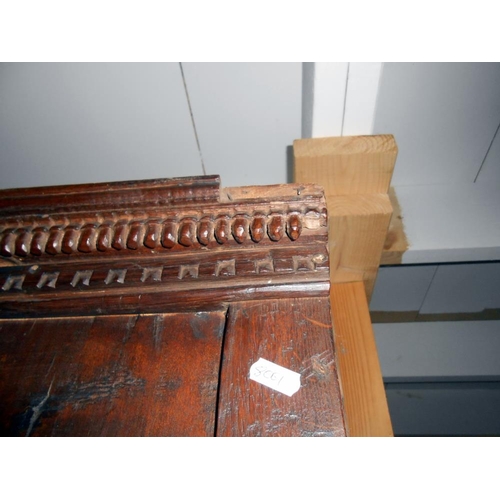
left=179, top=62, right=207, bottom=176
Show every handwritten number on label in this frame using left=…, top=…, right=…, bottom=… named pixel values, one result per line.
left=249, top=358, right=301, bottom=397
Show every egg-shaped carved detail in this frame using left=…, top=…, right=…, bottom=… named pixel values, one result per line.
left=161, top=221, right=178, bottom=249
left=46, top=226, right=64, bottom=255
left=144, top=220, right=161, bottom=249
left=286, top=213, right=302, bottom=241
left=178, top=220, right=196, bottom=247
left=112, top=222, right=129, bottom=251
left=197, top=218, right=213, bottom=246
left=268, top=215, right=284, bottom=242
left=0, top=230, right=16, bottom=257
left=0, top=208, right=313, bottom=258
left=78, top=224, right=98, bottom=253
left=232, top=216, right=249, bottom=244
left=30, top=228, right=49, bottom=256
left=215, top=216, right=230, bottom=245
left=127, top=221, right=145, bottom=250
left=15, top=229, right=32, bottom=257
left=250, top=215, right=266, bottom=243
left=97, top=224, right=113, bottom=252
left=61, top=226, right=80, bottom=254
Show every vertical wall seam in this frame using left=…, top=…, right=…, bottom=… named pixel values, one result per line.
left=474, top=120, right=500, bottom=183
left=179, top=62, right=207, bottom=176
left=417, top=265, right=440, bottom=315
left=340, top=63, right=350, bottom=137
left=370, top=62, right=384, bottom=135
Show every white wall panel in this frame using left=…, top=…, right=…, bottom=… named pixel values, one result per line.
left=420, top=263, right=500, bottom=314
left=373, top=63, right=500, bottom=186
left=394, top=182, right=500, bottom=263
left=0, top=63, right=202, bottom=189
left=476, top=124, right=500, bottom=184
left=370, top=265, right=437, bottom=312
left=182, top=62, right=302, bottom=188
left=374, top=321, right=500, bottom=381
left=309, top=62, right=348, bottom=138
left=342, top=62, right=382, bottom=136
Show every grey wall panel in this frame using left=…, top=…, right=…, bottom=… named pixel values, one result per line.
left=373, top=63, right=500, bottom=186
left=419, top=263, right=500, bottom=314
left=0, top=63, right=202, bottom=189
left=374, top=321, right=500, bottom=381
left=182, top=62, right=302, bottom=187
left=386, top=382, right=500, bottom=436
left=476, top=123, right=500, bottom=184
left=370, top=265, right=437, bottom=312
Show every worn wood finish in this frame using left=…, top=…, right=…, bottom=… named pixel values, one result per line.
left=330, top=282, right=393, bottom=436
left=0, top=177, right=330, bottom=317
left=217, top=297, right=346, bottom=436
left=0, top=311, right=226, bottom=436
left=0, top=175, right=345, bottom=436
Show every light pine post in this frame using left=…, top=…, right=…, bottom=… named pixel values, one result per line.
left=294, top=134, right=397, bottom=436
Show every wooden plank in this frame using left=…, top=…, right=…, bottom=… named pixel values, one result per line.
left=330, top=281, right=393, bottom=436
left=294, top=134, right=398, bottom=196
left=216, top=297, right=346, bottom=437
left=380, top=187, right=409, bottom=265
left=0, top=311, right=227, bottom=436
left=294, top=135, right=398, bottom=299
left=328, top=193, right=392, bottom=300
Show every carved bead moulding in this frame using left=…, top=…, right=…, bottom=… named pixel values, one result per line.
left=0, top=209, right=325, bottom=259
left=0, top=176, right=330, bottom=315
left=0, top=176, right=327, bottom=262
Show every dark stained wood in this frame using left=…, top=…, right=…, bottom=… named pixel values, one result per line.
left=0, top=175, right=221, bottom=216
left=0, top=310, right=226, bottom=436
left=0, top=175, right=347, bottom=437
left=216, top=297, right=346, bottom=436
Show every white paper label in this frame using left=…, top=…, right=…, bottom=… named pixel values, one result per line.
left=249, top=358, right=301, bottom=397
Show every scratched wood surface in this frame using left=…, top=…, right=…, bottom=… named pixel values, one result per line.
left=0, top=311, right=226, bottom=436
left=0, top=175, right=345, bottom=437
left=216, top=297, right=346, bottom=436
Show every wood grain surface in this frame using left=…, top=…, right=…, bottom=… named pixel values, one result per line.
left=328, top=193, right=393, bottom=300
left=216, top=297, right=346, bottom=436
left=0, top=311, right=226, bottom=436
left=294, top=135, right=398, bottom=301
left=330, top=282, right=393, bottom=436
left=294, top=135, right=397, bottom=195
left=0, top=175, right=346, bottom=437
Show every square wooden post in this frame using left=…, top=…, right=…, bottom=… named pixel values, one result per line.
left=294, top=135, right=398, bottom=436
left=294, top=134, right=397, bottom=300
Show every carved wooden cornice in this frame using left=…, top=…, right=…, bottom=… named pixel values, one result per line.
left=0, top=176, right=330, bottom=317
left=0, top=209, right=324, bottom=259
